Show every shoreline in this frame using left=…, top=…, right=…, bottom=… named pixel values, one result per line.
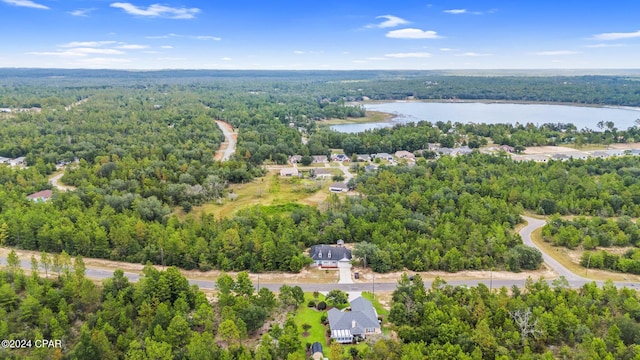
left=329, top=99, right=640, bottom=127
left=358, top=98, right=640, bottom=110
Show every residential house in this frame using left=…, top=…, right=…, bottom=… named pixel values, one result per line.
left=8, top=157, right=25, bottom=167
left=0, top=157, right=10, bottom=164
left=329, top=182, right=349, bottom=193
left=27, top=190, right=53, bottom=202
left=552, top=153, right=571, bottom=161
left=331, top=154, right=349, bottom=162
left=313, top=168, right=333, bottom=178
left=364, top=164, right=378, bottom=173
left=280, top=168, right=299, bottom=177
left=394, top=150, right=415, bottom=160
left=289, top=155, right=302, bottom=164
left=372, top=153, right=393, bottom=161
left=355, top=154, right=371, bottom=162
left=0, top=108, right=11, bottom=113
left=309, top=243, right=352, bottom=268
left=312, top=155, right=328, bottom=164
left=328, top=296, right=381, bottom=344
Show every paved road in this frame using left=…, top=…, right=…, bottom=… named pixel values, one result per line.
left=520, top=216, right=587, bottom=282
left=215, top=120, right=236, bottom=161
left=2, top=216, right=639, bottom=293
left=337, top=161, right=353, bottom=183
left=48, top=172, right=76, bottom=192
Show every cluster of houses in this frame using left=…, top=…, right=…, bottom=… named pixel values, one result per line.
left=0, top=156, right=26, bottom=167
left=511, top=148, right=640, bottom=163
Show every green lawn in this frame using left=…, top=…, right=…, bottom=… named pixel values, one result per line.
left=294, top=293, right=328, bottom=347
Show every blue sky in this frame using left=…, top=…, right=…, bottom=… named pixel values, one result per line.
left=1, top=0, right=639, bottom=70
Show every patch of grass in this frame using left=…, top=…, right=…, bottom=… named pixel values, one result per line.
left=318, top=111, right=393, bottom=125
left=294, top=293, right=328, bottom=346
left=531, top=227, right=640, bottom=282
left=361, top=291, right=389, bottom=316
left=174, top=171, right=326, bottom=219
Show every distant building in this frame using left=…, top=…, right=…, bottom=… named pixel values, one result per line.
left=313, top=168, right=333, bottom=178
left=311, top=342, right=323, bottom=360
left=373, top=153, right=393, bottom=161
left=355, top=154, right=371, bottom=162
left=328, top=296, right=381, bottom=344
left=0, top=108, right=11, bottom=113
left=27, top=190, right=53, bottom=202
left=394, top=150, right=415, bottom=160
left=312, top=155, right=328, bottom=164
left=309, top=243, right=351, bottom=268
left=289, top=155, right=302, bottom=164
left=280, top=168, right=299, bottom=177
left=329, top=182, right=349, bottom=193
left=0, top=157, right=10, bottom=164
left=8, top=157, right=25, bottom=167
left=331, top=154, right=349, bottom=162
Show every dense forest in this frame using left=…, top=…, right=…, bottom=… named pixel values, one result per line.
left=2, top=261, right=639, bottom=359
left=2, top=70, right=640, bottom=274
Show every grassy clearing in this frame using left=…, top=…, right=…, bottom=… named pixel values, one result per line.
left=361, top=291, right=389, bottom=316
left=174, top=171, right=328, bottom=220
left=295, top=293, right=328, bottom=347
left=318, top=111, right=393, bottom=126
left=531, top=228, right=640, bottom=282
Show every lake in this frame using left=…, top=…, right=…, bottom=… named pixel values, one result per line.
left=331, top=102, right=640, bottom=133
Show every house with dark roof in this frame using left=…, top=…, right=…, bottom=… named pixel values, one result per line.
left=309, top=243, right=351, bottom=268
left=331, top=154, right=349, bottom=162
left=328, top=296, right=381, bottom=344
left=27, top=190, right=53, bottom=202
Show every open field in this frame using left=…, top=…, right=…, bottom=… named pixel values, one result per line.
left=530, top=228, right=640, bottom=282
left=317, top=111, right=393, bottom=125
left=294, top=293, right=328, bottom=346
left=174, top=171, right=330, bottom=220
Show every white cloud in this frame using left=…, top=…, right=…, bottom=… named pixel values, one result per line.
left=160, top=45, right=173, bottom=49
left=70, top=8, right=94, bottom=17
left=110, top=2, right=200, bottom=19
left=444, top=8, right=496, bottom=15
left=592, top=30, right=640, bottom=41
left=195, top=36, right=221, bottom=41
left=117, top=44, right=149, bottom=50
left=76, top=57, right=132, bottom=66
left=440, top=48, right=459, bottom=52
left=352, top=60, right=367, bottom=64
left=456, top=52, right=492, bottom=57
left=222, top=57, right=232, bottom=61
left=27, top=51, right=87, bottom=57
left=69, top=48, right=125, bottom=55
left=2, top=0, right=49, bottom=9
left=146, top=33, right=178, bottom=39
left=60, top=41, right=116, bottom=48
left=534, top=50, right=580, bottom=56
left=368, top=15, right=409, bottom=28
left=366, top=57, right=386, bottom=61
left=585, top=43, right=625, bottom=48
left=444, top=9, right=467, bottom=14
left=386, top=28, right=441, bottom=39
left=293, top=50, right=305, bottom=54
left=385, top=52, right=432, bottom=58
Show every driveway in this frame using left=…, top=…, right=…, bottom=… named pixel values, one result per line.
left=338, top=261, right=353, bottom=284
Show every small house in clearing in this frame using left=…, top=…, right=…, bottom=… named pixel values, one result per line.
left=280, top=168, right=299, bottom=177
left=309, top=243, right=351, bottom=268
left=27, top=190, right=53, bottom=202
left=329, top=182, right=349, bottom=193
left=328, top=296, right=381, bottom=344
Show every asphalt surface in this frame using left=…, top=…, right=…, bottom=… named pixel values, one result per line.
left=2, top=216, right=639, bottom=292
left=215, top=121, right=236, bottom=161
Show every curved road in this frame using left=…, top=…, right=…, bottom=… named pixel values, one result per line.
left=1, top=216, right=639, bottom=292
left=520, top=216, right=586, bottom=282
left=215, top=120, right=236, bottom=161
left=48, top=171, right=76, bottom=192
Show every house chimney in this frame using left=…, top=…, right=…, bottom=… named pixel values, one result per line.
left=352, top=320, right=356, bottom=328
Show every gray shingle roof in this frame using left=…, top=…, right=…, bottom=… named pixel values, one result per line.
left=309, top=245, right=351, bottom=261
left=328, top=296, right=380, bottom=333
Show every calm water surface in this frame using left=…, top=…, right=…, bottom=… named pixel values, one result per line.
left=331, top=102, right=640, bottom=133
